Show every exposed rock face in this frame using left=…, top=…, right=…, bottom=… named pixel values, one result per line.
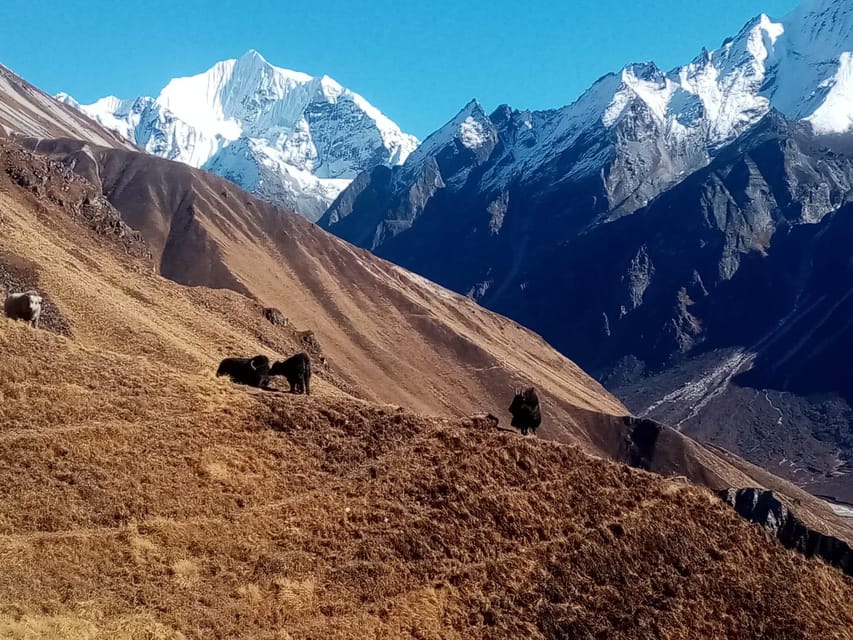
left=262, top=307, right=289, bottom=327
left=2, top=137, right=150, bottom=260
left=618, top=416, right=853, bottom=575
left=321, top=100, right=498, bottom=252
left=623, top=245, right=654, bottom=312
left=719, top=488, right=853, bottom=576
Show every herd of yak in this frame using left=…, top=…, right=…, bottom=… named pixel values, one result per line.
left=3, top=287, right=542, bottom=435
left=217, top=353, right=312, bottom=395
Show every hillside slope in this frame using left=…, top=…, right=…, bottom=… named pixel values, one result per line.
left=11, top=134, right=626, bottom=445
left=0, top=169, right=852, bottom=638
left=0, top=65, right=132, bottom=150
left=4, top=115, right=851, bottom=552
left=502, top=114, right=853, bottom=500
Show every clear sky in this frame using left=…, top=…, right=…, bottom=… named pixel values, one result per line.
left=0, top=0, right=800, bottom=139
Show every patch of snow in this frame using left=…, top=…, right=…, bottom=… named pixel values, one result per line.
left=459, top=116, right=488, bottom=149
left=805, top=51, right=853, bottom=133
left=763, top=391, right=785, bottom=426
left=401, top=100, right=496, bottom=180
left=54, top=92, right=80, bottom=109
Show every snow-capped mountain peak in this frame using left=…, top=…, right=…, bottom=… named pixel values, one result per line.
left=402, top=100, right=497, bottom=175
left=769, top=0, right=853, bottom=132
left=59, top=50, right=419, bottom=220
left=54, top=92, right=80, bottom=109
left=322, top=0, right=853, bottom=264
left=476, top=0, right=853, bottom=193
left=587, top=0, right=852, bottom=147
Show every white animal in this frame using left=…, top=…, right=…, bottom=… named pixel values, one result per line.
left=3, top=288, right=42, bottom=328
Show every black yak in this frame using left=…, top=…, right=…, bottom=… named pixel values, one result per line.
left=3, top=289, right=42, bottom=328
left=269, top=352, right=311, bottom=395
left=509, top=387, right=542, bottom=435
left=216, top=355, right=271, bottom=388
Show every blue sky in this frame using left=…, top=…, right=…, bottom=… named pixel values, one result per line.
left=1, top=0, right=800, bottom=138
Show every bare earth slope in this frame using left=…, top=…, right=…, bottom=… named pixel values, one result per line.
left=0, top=162, right=852, bottom=638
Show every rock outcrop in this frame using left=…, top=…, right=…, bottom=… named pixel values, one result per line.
left=719, top=488, right=853, bottom=576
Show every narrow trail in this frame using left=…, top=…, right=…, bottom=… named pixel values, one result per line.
left=0, top=420, right=131, bottom=442
left=0, top=488, right=331, bottom=546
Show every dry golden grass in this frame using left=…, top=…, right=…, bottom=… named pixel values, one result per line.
left=0, top=615, right=185, bottom=640
left=0, top=137, right=852, bottom=640
left=0, top=310, right=852, bottom=639
left=14, top=129, right=846, bottom=529
left=170, top=559, right=201, bottom=588
left=20, top=132, right=850, bottom=547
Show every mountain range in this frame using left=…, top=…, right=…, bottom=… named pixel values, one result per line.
left=2, top=14, right=853, bottom=634
left=319, top=0, right=853, bottom=503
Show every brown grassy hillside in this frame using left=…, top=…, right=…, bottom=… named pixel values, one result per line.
left=0, top=115, right=851, bottom=640
left=4, top=134, right=627, bottom=439
left=1, top=315, right=853, bottom=639
left=2, top=63, right=846, bottom=525
left=11, top=133, right=853, bottom=544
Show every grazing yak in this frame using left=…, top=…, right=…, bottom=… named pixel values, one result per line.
left=216, top=355, right=271, bottom=388
left=509, top=387, right=542, bottom=435
left=270, top=352, right=311, bottom=395
left=3, top=289, right=42, bottom=328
